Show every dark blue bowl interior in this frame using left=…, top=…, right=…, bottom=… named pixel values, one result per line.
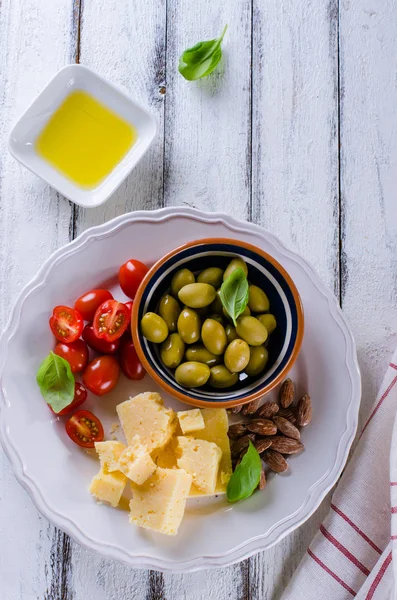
left=137, top=243, right=299, bottom=403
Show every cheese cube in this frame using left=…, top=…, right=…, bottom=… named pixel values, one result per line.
left=129, top=467, right=192, bottom=535
left=116, top=392, right=176, bottom=451
left=94, top=441, right=126, bottom=472
left=177, top=409, right=205, bottom=434
left=118, top=435, right=156, bottom=485
left=176, top=436, right=222, bottom=494
left=89, top=468, right=127, bottom=507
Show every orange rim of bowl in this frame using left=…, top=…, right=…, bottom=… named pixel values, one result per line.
left=131, top=238, right=304, bottom=408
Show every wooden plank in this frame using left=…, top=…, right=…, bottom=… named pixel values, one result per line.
left=249, top=0, right=340, bottom=594
left=339, top=0, right=397, bottom=428
left=0, top=1, right=77, bottom=598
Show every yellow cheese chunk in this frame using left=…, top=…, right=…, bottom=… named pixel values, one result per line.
left=94, top=440, right=126, bottom=472
left=176, top=436, right=222, bottom=494
left=118, top=435, right=157, bottom=485
left=177, top=409, right=205, bottom=434
left=89, top=468, right=127, bottom=507
left=129, top=467, right=192, bottom=535
left=116, top=392, right=176, bottom=451
left=155, top=440, right=178, bottom=469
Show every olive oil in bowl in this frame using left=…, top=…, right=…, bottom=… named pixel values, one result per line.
left=36, top=90, right=137, bottom=188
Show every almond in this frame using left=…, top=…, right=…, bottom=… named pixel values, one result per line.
left=279, top=378, right=294, bottom=408
left=269, top=436, right=304, bottom=454
left=228, top=423, right=248, bottom=439
left=277, top=407, right=297, bottom=424
left=229, top=404, right=243, bottom=414
left=231, top=433, right=255, bottom=457
left=297, top=393, right=312, bottom=426
left=258, top=468, right=266, bottom=490
left=247, top=418, right=277, bottom=436
left=255, top=402, right=279, bottom=419
left=263, top=449, right=288, bottom=473
left=273, top=416, right=301, bottom=440
left=241, top=397, right=262, bottom=415
left=254, top=437, right=273, bottom=454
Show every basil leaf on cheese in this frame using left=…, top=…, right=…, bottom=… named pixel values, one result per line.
left=226, top=441, right=261, bottom=503
left=36, top=351, right=75, bottom=413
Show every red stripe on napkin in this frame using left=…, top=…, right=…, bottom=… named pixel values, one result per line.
left=365, top=552, right=392, bottom=600
left=307, top=548, right=357, bottom=596
left=330, top=503, right=382, bottom=554
left=360, top=374, right=397, bottom=437
left=391, top=507, right=397, bottom=513
left=320, top=525, right=370, bottom=575
left=390, top=482, right=397, bottom=486
left=389, top=363, right=397, bottom=370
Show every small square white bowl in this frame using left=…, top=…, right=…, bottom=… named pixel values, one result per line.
left=8, top=64, right=157, bottom=208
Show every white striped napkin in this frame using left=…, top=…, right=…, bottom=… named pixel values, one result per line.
left=281, top=351, right=397, bottom=599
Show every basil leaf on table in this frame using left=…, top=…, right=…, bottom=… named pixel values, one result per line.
left=227, top=441, right=262, bottom=503
left=220, top=267, right=249, bottom=326
left=36, top=351, right=75, bottom=413
left=178, top=25, right=228, bottom=81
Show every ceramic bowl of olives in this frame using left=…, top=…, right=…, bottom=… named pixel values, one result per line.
left=131, top=238, right=304, bottom=409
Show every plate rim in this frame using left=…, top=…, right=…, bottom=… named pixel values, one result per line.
left=0, top=207, right=361, bottom=572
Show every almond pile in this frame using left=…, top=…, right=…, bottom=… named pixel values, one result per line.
left=228, top=379, right=312, bottom=489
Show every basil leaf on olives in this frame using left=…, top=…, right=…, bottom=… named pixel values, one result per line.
left=220, top=268, right=249, bottom=326
left=226, top=441, right=262, bottom=502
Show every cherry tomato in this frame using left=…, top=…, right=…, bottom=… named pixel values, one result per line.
left=65, top=409, right=104, bottom=448
left=54, top=339, right=88, bottom=373
left=50, top=383, right=88, bottom=416
left=82, top=355, right=120, bottom=396
left=74, top=289, right=113, bottom=322
left=119, top=338, right=145, bottom=380
left=50, top=306, right=84, bottom=343
left=125, top=301, right=133, bottom=313
left=118, top=259, right=149, bottom=299
left=82, top=324, right=120, bottom=354
left=93, top=300, right=130, bottom=342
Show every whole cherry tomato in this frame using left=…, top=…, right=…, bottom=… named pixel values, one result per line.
left=82, top=355, right=120, bottom=396
left=50, top=383, right=88, bottom=416
left=49, top=306, right=84, bottom=343
left=74, top=289, right=113, bottom=322
left=119, top=338, right=145, bottom=380
left=65, top=409, right=104, bottom=448
left=54, top=339, right=88, bottom=373
left=118, top=259, right=148, bottom=299
left=93, top=300, right=130, bottom=342
left=82, top=324, right=120, bottom=354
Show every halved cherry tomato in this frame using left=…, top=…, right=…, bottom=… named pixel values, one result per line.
left=82, top=324, right=120, bottom=354
left=51, top=383, right=88, bottom=416
left=82, top=355, right=120, bottom=396
left=65, top=409, right=104, bottom=448
left=74, top=289, right=113, bottom=322
left=50, top=306, right=84, bottom=343
left=119, top=338, right=145, bottom=380
left=125, top=301, right=133, bottom=313
left=118, top=259, right=148, bottom=299
left=54, top=339, right=88, bottom=373
left=93, top=300, right=130, bottom=342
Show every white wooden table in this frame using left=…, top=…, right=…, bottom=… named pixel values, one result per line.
left=1, top=0, right=397, bottom=598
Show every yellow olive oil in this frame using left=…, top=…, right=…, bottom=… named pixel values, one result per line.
left=36, top=90, right=137, bottom=187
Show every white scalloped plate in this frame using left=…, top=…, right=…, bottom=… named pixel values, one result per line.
left=0, top=208, right=360, bottom=572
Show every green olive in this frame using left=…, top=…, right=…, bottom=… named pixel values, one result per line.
left=209, top=365, right=239, bottom=388
left=209, top=314, right=224, bottom=325
left=160, top=333, right=185, bottom=368
left=225, top=324, right=239, bottom=344
left=141, top=312, right=168, bottom=343
left=209, top=289, right=223, bottom=314
left=177, top=308, right=201, bottom=344
left=222, top=305, right=251, bottom=321
left=201, top=318, right=227, bottom=355
left=248, top=285, right=270, bottom=313
left=245, top=345, right=269, bottom=376
left=224, top=339, right=250, bottom=373
left=257, top=313, right=277, bottom=334
left=236, top=316, right=268, bottom=346
left=158, top=294, right=181, bottom=332
left=175, top=361, right=210, bottom=388
left=223, top=258, right=248, bottom=281
left=197, top=267, right=224, bottom=288
left=178, top=283, right=216, bottom=308
left=171, top=268, right=195, bottom=297
left=185, top=345, right=221, bottom=367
